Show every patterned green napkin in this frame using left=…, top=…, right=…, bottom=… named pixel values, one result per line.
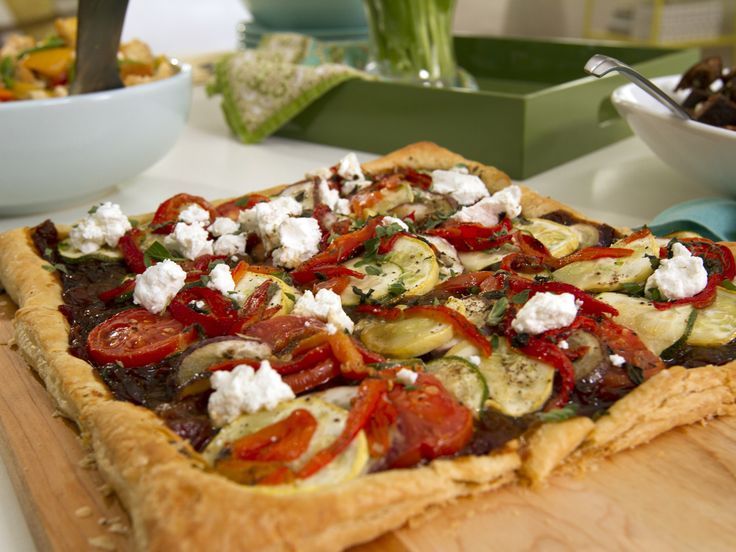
left=208, top=34, right=366, bottom=144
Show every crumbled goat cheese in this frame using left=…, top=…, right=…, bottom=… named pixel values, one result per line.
left=558, top=340, right=569, bottom=350
left=645, top=242, right=708, bottom=300
left=208, top=362, right=295, bottom=426
left=381, top=216, right=409, bottom=231
left=325, top=323, right=338, bottom=335
left=213, top=234, right=246, bottom=256
left=207, top=263, right=236, bottom=296
left=318, top=179, right=352, bottom=214
left=318, top=179, right=340, bottom=208
left=272, top=217, right=322, bottom=269
left=305, top=166, right=333, bottom=181
left=511, top=292, right=579, bottom=335
left=422, top=235, right=464, bottom=279
left=133, top=260, right=186, bottom=314
left=164, top=222, right=213, bottom=260
left=468, top=355, right=481, bottom=366
left=239, top=196, right=302, bottom=251
left=609, top=354, right=626, bottom=367
left=179, top=204, right=211, bottom=225
left=451, top=185, right=523, bottom=226
left=396, top=368, right=419, bottom=385
left=337, top=152, right=365, bottom=181
left=337, top=153, right=372, bottom=195
left=430, top=168, right=490, bottom=206
left=68, top=202, right=132, bottom=254
left=293, top=289, right=354, bottom=334
left=208, top=216, right=240, bottom=237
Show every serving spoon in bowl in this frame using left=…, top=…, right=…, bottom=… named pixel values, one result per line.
left=70, top=0, right=130, bottom=95
left=584, top=54, right=691, bottom=120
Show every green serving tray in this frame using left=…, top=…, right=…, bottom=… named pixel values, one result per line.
left=275, top=36, right=698, bottom=179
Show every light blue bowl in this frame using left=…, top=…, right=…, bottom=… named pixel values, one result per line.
left=242, top=0, right=366, bottom=30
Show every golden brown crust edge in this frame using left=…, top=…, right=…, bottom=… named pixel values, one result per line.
left=0, top=141, right=734, bottom=549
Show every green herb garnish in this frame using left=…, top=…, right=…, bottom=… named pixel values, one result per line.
left=511, top=289, right=530, bottom=304
left=537, top=404, right=578, bottom=423
left=42, top=263, right=68, bottom=274
left=486, top=297, right=508, bottom=326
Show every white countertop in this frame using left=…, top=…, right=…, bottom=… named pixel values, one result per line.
left=0, top=83, right=728, bottom=551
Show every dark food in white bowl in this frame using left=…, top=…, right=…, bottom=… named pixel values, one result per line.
left=676, top=57, right=736, bottom=130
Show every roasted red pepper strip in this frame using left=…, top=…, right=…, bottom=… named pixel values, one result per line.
left=169, top=287, right=239, bottom=337
left=228, top=281, right=280, bottom=334
left=432, top=271, right=497, bottom=296
left=403, top=305, right=493, bottom=356
left=98, top=278, right=136, bottom=303
left=311, top=203, right=333, bottom=247
left=426, top=219, right=513, bottom=252
left=554, top=246, right=634, bottom=268
left=619, top=227, right=653, bottom=244
left=118, top=228, right=147, bottom=274
left=403, top=168, right=432, bottom=189
left=151, top=193, right=216, bottom=235
left=326, top=331, right=367, bottom=378
left=291, top=264, right=365, bottom=286
left=231, top=408, right=317, bottom=462
left=515, top=336, right=576, bottom=409
left=215, top=193, right=269, bottom=220
left=295, top=378, right=388, bottom=480
left=314, top=276, right=352, bottom=294
left=283, top=358, right=341, bottom=395
left=506, top=277, right=619, bottom=318
left=273, top=344, right=332, bottom=376
left=294, top=217, right=384, bottom=275
left=354, top=304, right=403, bottom=320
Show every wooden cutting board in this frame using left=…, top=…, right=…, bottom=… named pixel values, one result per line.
left=0, top=293, right=735, bottom=552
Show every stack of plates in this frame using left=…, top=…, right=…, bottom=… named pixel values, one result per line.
left=239, top=21, right=369, bottom=49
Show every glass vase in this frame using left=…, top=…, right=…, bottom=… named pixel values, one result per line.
left=362, top=0, right=463, bottom=88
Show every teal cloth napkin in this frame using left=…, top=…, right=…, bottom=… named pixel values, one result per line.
left=648, top=198, right=736, bottom=242
left=207, top=33, right=367, bottom=144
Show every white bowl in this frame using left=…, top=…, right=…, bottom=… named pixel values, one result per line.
left=0, top=62, right=192, bottom=215
left=611, top=75, right=736, bottom=197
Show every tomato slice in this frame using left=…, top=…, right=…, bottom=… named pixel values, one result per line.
left=87, top=307, right=197, bottom=368
left=382, top=373, right=474, bottom=469
left=242, top=316, right=326, bottom=354
left=168, top=287, right=238, bottom=337
left=151, top=193, right=216, bottom=234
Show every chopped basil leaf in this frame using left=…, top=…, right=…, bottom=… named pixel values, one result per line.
left=387, top=280, right=406, bottom=297
left=511, top=289, right=530, bottom=304
left=486, top=297, right=508, bottom=326
left=42, top=263, right=68, bottom=274
left=626, top=364, right=644, bottom=386
left=375, top=223, right=404, bottom=239
left=660, top=309, right=698, bottom=362
left=645, top=254, right=661, bottom=270
left=365, top=265, right=382, bottom=276
left=511, top=333, right=530, bottom=348
left=537, top=404, right=578, bottom=423
left=620, top=282, right=645, bottom=296
left=721, top=280, right=736, bottom=292
left=647, top=287, right=666, bottom=302
left=490, top=334, right=500, bottom=350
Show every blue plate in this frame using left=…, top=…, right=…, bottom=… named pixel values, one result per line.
left=648, top=197, right=736, bottom=242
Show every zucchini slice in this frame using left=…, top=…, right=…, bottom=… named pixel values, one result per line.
left=480, top=338, right=554, bottom=418
left=447, top=338, right=555, bottom=418
left=57, top=238, right=123, bottom=263
left=426, top=356, right=488, bottom=416
left=516, top=218, right=580, bottom=258
left=597, top=292, right=692, bottom=355
left=340, top=236, right=439, bottom=306
left=688, top=288, right=736, bottom=347
left=357, top=315, right=453, bottom=358
left=552, top=235, right=658, bottom=292
left=458, top=245, right=515, bottom=272
left=362, top=182, right=414, bottom=216
left=203, top=398, right=368, bottom=492
left=234, top=271, right=298, bottom=314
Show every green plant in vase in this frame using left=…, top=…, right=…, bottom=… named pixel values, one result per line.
left=363, top=0, right=466, bottom=88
